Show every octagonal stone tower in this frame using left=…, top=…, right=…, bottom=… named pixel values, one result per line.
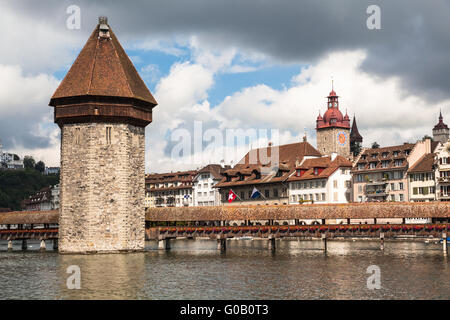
left=49, top=17, right=157, bottom=253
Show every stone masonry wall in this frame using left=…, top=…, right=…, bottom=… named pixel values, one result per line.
left=316, top=127, right=350, bottom=158
left=59, top=122, right=145, bottom=253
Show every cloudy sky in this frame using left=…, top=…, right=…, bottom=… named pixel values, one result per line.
left=0, top=0, right=449, bottom=173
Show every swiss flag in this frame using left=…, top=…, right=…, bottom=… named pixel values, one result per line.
left=228, top=189, right=237, bottom=203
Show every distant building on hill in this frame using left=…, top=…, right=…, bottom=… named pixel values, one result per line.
left=145, top=170, right=197, bottom=207
left=0, top=139, right=24, bottom=170
left=21, top=184, right=60, bottom=211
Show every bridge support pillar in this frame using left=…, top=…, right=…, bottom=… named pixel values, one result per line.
left=158, top=239, right=170, bottom=250
left=21, top=240, right=27, bottom=251
left=53, top=239, right=58, bottom=251
left=380, top=232, right=385, bottom=251
left=40, top=240, right=46, bottom=251
left=217, top=236, right=226, bottom=252
left=268, top=235, right=276, bottom=252
left=321, top=234, right=327, bottom=252
left=443, top=233, right=448, bottom=256
left=7, top=240, right=13, bottom=251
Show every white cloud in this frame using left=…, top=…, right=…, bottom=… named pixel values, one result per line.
left=145, top=49, right=449, bottom=173
left=0, top=64, right=60, bottom=165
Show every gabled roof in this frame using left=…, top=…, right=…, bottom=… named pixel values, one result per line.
left=351, top=143, right=415, bottom=173
left=196, top=164, right=231, bottom=180
left=215, top=141, right=322, bottom=188
left=289, top=155, right=352, bottom=181
left=408, top=153, right=436, bottom=173
left=49, top=19, right=157, bottom=107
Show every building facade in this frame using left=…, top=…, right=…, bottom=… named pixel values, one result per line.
left=215, top=140, right=322, bottom=205
left=435, top=139, right=450, bottom=201
left=21, top=184, right=60, bottom=211
left=352, top=139, right=435, bottom=203
left=408, top=153, right=437, bottom=202
left=49, top=17, right=157, bottom=253
left=288, top=154, right=352, bottom=204
left=193, top=164, right=230, bottom=206
left=145, top=171, right=196, bottom=208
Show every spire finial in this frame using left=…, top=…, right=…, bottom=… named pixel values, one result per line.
left=331, top=76, right=334, bottom=91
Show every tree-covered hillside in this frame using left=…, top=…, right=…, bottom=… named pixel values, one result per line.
left=0, top=170, right=59, bottom=210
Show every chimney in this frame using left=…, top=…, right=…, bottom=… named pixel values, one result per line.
left=98, top=16, right=110, bottom=39
left=331, top=152, right=338, bottom=161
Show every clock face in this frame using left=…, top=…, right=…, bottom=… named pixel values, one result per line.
left=337, top=131, right=347, bottom=146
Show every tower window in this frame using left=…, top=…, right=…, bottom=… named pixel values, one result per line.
left=106, top=127, right=112, bottom=144
left=74, top=127, right=81, bottom=145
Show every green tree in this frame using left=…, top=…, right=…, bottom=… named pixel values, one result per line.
left=351, top=142, right=362, bottom=157
left=35, top=161, right=45, bottom=173
left=371, top=142, right=380, bottom=149
left=422, top=135, right=433, bottom=141
left=23, top=156, right=35, bottom=170
left=0, top=170, right=59, bottom=210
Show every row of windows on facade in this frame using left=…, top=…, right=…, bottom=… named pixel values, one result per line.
left=290, top=180, right=350, bottom=190
left=149, top=189, right=193, bottom=196
left=357, top=182, right=404, bottom=193
left=357, top=159, right=404, bottom=170
left=292, top=193, right=327, bottom=202
left=73, top=127, right=113, bottom=144
left=195, top=183, right=213, bottom=189
left=354, top=171, right=405, bottom=182
left=197, top=191, right=215, bottom=197
left=410, top=173, right=434, bottom=181
left=222, top=188, right=288, bottom=200
left=412, top=186, right=436, bottom=195
left=361, top=150, right=410, bottom=160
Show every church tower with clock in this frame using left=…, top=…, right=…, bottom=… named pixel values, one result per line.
left=316, top=85, right=351, bottom=159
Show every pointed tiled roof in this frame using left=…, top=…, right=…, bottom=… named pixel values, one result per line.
left=350, top=116, right=363, bottom=142
left=433, top=111, right=448, bottom=130
left=49, top=18, right=157, bottom=108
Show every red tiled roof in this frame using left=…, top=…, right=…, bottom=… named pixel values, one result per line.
left=408, top=153, right=436, bottom=173
left=49, top=20, right=157, bottom=107
left=215, top=141, right=322, bottom=188
left=289, top=155, right=352, bottom=181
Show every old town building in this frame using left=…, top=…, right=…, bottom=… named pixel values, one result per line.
left=21, top=184, right=60, bottom=211
left=215, top=140, right=322, bottom=205
left=193, top=164, right=230, bottom=206
left=49, top=17, right=157, bottom=253
left=288, top=153, right=352, bottom=205
left=145, top=170, right=196, bottom=207
left=352, top=138, right=437, bottom=203
left=407, top=151, right=439, bottom=202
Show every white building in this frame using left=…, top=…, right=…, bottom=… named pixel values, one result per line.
left=0, top=139, right=23, bottom=170
left=193, top=164, right=229, bottom=206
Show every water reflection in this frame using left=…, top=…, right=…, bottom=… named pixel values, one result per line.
left=0, top=239, right=448, bottom=299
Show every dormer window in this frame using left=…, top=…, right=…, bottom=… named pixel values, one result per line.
left=393, top=151, right=399, bottom=157
left=314, top=168, right=319, bottom=175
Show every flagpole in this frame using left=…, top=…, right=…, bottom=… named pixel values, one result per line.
left=230, top=188, right=244, bottom=202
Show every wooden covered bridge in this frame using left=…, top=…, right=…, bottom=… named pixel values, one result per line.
left=0, top=202, right=449, bottom=252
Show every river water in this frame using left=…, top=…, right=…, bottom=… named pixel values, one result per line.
left=0, top=239, right=448, bottom=300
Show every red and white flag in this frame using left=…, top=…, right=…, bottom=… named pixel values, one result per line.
left=228, top=189, right=237, bottom=203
